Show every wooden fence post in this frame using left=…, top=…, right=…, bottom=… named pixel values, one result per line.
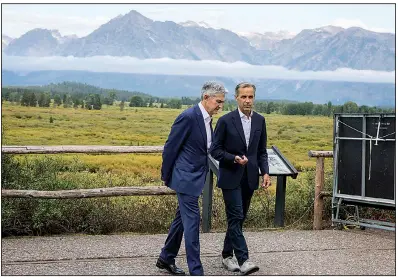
left=313, top=157, right=325, bottom=230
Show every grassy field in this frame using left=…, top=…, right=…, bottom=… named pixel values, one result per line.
left=1, top=102, right=335, bottom=235
left=2, top=102, right=334, bottom=171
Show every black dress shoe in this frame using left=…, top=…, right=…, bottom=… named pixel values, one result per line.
left=156, top=257, right=185, bottom=275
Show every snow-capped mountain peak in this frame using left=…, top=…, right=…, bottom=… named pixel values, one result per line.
left=2, top=34, right=13, bottom=46
left=198, top=21, right=212, bottom=28
left=238, top=30, right=295, bottom=41
left=51, top=30, right=62, bottom=41
left=314, top=25, right=345, bottom=35
left=179, top=20, right=212, bottom=29
left=50, top=30, right=78, bottom=44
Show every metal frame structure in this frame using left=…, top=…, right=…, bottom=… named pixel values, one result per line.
left=332, top=113, right=396, bottom=231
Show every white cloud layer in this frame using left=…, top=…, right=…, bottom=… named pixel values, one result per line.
left=2, top=55, right=395, bottom=84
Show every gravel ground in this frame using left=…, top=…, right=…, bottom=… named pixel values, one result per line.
left=2, top=229, right=395, bottom=275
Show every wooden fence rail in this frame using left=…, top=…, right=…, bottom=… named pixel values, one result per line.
left=2, top=186, right=175, bottom=199
left=2, top=145, right=214, bottom=230
left=2, top=145, right=170, bottom=198
left=308, top=150, right=333, bottom=230
left=2, top=145, right=164, bottom=154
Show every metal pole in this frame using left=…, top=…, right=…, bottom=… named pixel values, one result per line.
left=202, top=168, right=214, bottom=233
left=274, top=175, right=287, bottom=227
left=361, top=116, right=366, bottom=197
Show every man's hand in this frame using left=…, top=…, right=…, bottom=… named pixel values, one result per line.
left=235, top=155, right=248, bottom=165
left=261, top=174, right=271, bottom=189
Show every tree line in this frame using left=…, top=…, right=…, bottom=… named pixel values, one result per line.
left=252, top=100, right=394, bottom=115
left=3, top=87, right=107, bottom=110
left=23, top=81, right=152, bottom=100
left=2, top=87, right=194, bottom=110
left=2, top=86, right=394, bottom=115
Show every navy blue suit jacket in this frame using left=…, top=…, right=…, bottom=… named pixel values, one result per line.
left=210, top=109, right=269, bottom=190
left=161, top=104, right=210, bottom=197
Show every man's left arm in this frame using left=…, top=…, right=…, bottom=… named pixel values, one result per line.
left=258, top=118, right=269, bottom=175
left=258, top=118, right=271, bottom=188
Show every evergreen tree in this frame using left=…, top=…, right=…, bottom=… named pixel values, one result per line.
left=129, top=96, right=144, bottom=107
left=53, top=94, right=62, bottom=106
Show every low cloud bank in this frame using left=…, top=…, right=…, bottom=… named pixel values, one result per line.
left=3, top=55, right=395, bottom=84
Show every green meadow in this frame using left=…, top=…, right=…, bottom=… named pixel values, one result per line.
left=2, top=102, right=335, bottom=236
left=2, top=102, right=334, bottom=169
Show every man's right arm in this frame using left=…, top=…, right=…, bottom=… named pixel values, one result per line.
left=161, top=112, right=192, bottom=185
left=210, top=117, right=236, bottom=164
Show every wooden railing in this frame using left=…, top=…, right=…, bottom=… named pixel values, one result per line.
left=1, top=145, right=214, bottom=233
left=1, top=186, right=175, bottom=199
left=1, top=146, right=173, bottom=199
left=308, top=150, right=333, bottom=230
left=2, top=145, right=294, bottom=232
left=2, top=145, right=164, bottom=154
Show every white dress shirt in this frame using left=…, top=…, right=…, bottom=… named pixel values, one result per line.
left=198, top=102, right=212, bottom=150
left=238, top=108, right=253, bottom=148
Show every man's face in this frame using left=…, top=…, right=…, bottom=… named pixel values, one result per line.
left=203, top=93, right=225, bottom=116
left=236, top=86, right=255, bottom=114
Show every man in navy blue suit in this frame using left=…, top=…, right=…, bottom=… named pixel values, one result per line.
left=210, top=82, right=271, bottom=275
left=156, top=81, right=226, bottom=276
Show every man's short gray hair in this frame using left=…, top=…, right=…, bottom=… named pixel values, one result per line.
left=235, top=82, right=256, bottom=97
left=201, top=81, right=228, bottom=100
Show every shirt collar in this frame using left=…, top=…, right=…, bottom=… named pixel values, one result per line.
left=198, top=102, right=211, bottom=122
left=238, top=107, right=253, bottom=119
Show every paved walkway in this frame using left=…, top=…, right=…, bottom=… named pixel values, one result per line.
left=2, top=229, right=395, bottom=275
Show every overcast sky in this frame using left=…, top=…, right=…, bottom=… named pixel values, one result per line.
left=2, top=3, right=395, bottom=38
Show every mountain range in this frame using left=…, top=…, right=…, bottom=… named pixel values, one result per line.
left=2, top=9, right=395, bottom=71
left=2, top=9, right=395, bottom=106
left=2, top=34, right=13, bottom=49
